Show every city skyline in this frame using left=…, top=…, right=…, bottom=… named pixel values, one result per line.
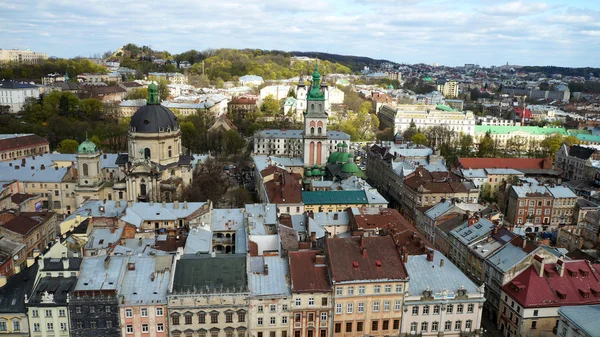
left=1, top=0, right=600, bottom=68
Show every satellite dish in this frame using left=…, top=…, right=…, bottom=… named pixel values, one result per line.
left=13, top=255, right=19, bottom=261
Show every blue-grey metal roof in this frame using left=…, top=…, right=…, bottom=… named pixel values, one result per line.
left=85, top=227, right=125, bottom=250
left=547, top=186, right=577, bottom=199
left=485, top=168, right=523, bottom=175
left=120, top=202, right=207, bottom=228
left=253, top=155, right=305, bottom=172
left=76, top=256, right=127, bottom=291
left=512, top=184, right=551, bottom=198
left=65, top=199, right=128, bottom=221
left=257, top=129, right=303, bottom=139
left=450, top=217, right=495, bottom=245
left=425, top=201, right=455, bottom=220
left=328, top=131, right=351, bottom=140
left=461, top=169, right=487, bottom=179
left=240, top=75, right=264, bottom=82
left=119, top=256, right=172, bottom=305
left=211, top=208, right=245, bottom=231
left=404, top=251, right=481, bottom=296
left=487, top=242, right=533, bottom=272
left=235, top=226, right=248, bottom=254
left=245, top=204, right=277, bottom=235
left=558, top=305, right=600, bottom=337
left=248, top=256, right=291, bottom=297
left=183, top=225, right=213, bottom=254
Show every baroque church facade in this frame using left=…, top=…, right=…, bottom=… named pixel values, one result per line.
left=75, top=83, right=194, bottom=204
left=253, top=64, right=351, bottom=166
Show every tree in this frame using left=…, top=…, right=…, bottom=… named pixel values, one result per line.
left=223, top=130, right=246, bottom=156
left=79, top=98, right=103, bottom=120
left=564, top=135, right=581, bottom=146
left=124, top=88, right=148, bottom=100
left=182, top=158, right=228, bottom=204
left=411, top=133, right=429, bottom=146
left=58, top=139, right=79, bottom=154
left=506, top=136, right=527, bottom=157
left=287, top=87, right=296, bottom=98
left=376, top=127, right=394, bottom=141
left=541, top=134, right=563, bottom=158
left=402, top=120, right=418, bottom=141
left=260, top=95, right=281, bottom=116
left=458, top=134, right=474, bottom=157
left=89, top=135, right=102, bottom=149
left=477, top=131, right=495, bottom=157
left=226, top=187, right=253, bottom=208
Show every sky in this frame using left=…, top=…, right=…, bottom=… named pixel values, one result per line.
left=1, top=0, right=600, bottom=67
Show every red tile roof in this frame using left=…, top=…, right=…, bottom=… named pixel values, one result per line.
left=457, top=157, right=553, bottom=170
left=229, top=96, right=257, bottom=105
left=0, top=135, right=48, bottom=152
left=289, top=250, right=331, bottom=293
left=326, top=236, right=408, bottom=282
left=348, top=207, right=433, bottom=255
left=262, top=166, right=303, bottom=204
left=515, top=106, right=532, bottom=119
left=1, top=212, right=53, bottom=236
left=404, top=167, right=471, bottom=193
left=10, top=194, right=39, bottom=205
left=503, top=259, right=600, bottom=308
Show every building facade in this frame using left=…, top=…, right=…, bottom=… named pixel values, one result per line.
left=0, top=134, right=49, bottom=162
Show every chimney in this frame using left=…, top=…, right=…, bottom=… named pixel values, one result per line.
left=426, top=249, right=434, bottom=262
left=492, top=224, right=499, bottom=235
left=360, top=236, right=365, bottom=249
left=522, top=238, right=527, bottom=249
left=533, top=254, right=545, bottom=277
left=468, top=215, right=478, bottom=227
left=162, top=201, right=166, bottom=208
left=440, top=259, right=445, bottom=268
left=62, top=258, right=69, bottom=270
left=402, top=250, right=408, bottom=264
left=115, top=201, right=121, bottom=208
left=138, top=238, right=143, bottom=246
left=150, top=272, right=155, bottom=282
left=104, top=256, right=111, bottom=269
left=40, top=164, right=45, bottom=170
left=21, top=158, right=26, bottom=166
left=8, top=163, right=11, bottom=167
left=31, top=166, right=34, bottom=170
left=103, top=154, right=107, bottom=159
left=315, top=254, right=326, bottom=265
left=310, top=232, right=316, bottom=242
left=15, top=165, right=19, bottom=170
left=149, top=200, right=154, bottom=206
left=557, top=258, right=565, bottom=277
left=174, top=201, right=179, bottom=209
left=264, top=264, right=269, bottom=276
left=362, top=247, right=368, bottom=257
left=183, top=201, right=188, bottom=209
left=127, top=200, right=133, bottom=207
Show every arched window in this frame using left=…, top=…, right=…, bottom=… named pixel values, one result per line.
left=118, top=191, right=123, bottom=199
left=140, top=179, right=147, bottom=197
left=319, top=104, right=322, bottom=112
left=82, top=163, right=88, bottom=176
left=318, top=127, right=322, bottom=135
left=311, top=103, right=314, bottom=111
left=144, top=148, right=151, bottom=159
left=311, top=127, right=315, bottom=135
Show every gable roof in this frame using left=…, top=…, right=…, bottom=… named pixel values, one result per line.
left=0, top=134, right=48, bottom=152
left=0, top=263, right=38, bottom=313
left=289, top=250, right=331, bottom=293
left=302, top=190, right=368, bottom=205
left=1, top=212, right=53, bottom=236
left=568, top=145, right=596, bottom=160
left=503, top=260, right=600, bottom=308
left=326, top=236, right=408, bottom=282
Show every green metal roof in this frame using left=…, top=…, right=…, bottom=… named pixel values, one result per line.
left=475, top=125, right=567, bottom=136
left=172, top=255, right=248, bottom=293
left=422, top=77, right=434, bottom=82
left=328, top=151, right=350, bottom=164
left=302, top=190, right=368, bottom=205
left=147, top=83, right=160, bottom=105
left=307, top=63, right=325, bottom=101
left=436, top=104, right=456, bottom=112
left=341, top=161, right=361, bottom=173
left=77, top=138, right=98, bottom=154
left=567, top=129, right=591, bottom=136
left=577, top=134, right=600, bottom=143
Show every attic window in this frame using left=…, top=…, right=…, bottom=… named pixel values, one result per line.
left=375, top=260, right=382, bottom=267
left=352, top=262, right=359, bottom=268
left=567, top=269, right=577, bottom=277
left=579, top=288, right=590, bottom=298
left=556, top=290, right=567, bottom=299
left=591, top=288, right=600, bottom=297
left=144, top=119, right=150, bottom=125
left=580, top=269, right=589, bottom=276
left=128, top=263, right=135, bottom=271
left=511, top=281, right=525, bottom=292
left=99, top=239, right=104, bottom=244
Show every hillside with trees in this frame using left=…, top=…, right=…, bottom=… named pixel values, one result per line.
left=291, top=51, right=394, bottom=72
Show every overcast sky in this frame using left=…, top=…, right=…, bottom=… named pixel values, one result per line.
left=1, top=0, right=599, bottom=67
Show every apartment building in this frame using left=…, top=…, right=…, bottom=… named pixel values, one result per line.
left=555, top=145, right=599, bottom=181
left=326, top=236, right=409, bottom=337
left=0, top=134, right=49, bottom=162
left=0, top=212, right=57, bottom=265
left=0, top=49, right=47, bottom=64
left=248, top=256, right=291, bottom=337
left=288, top=251, right=332, bottom=337
left=118, top=256, right=172, bottom=337
left=401, top=250, right=485, bottom=337
left=498, top=256, right=600, bottom=337
left=167, top=255, right=249, bottom=337
left=378, top=104, right=475, bottom=136
left=505, top=184, right=554, bottom=230
left=547, top=186, right=578, bottom=227
left=556, top=305, right=600, bottom=337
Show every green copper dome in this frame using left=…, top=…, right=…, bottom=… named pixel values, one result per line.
left=147, top=83, right=160, bottom=105
left=328, top=151, right=350, bottom=164
left=305, top=170, right=313, bottom=177
left=77, top=137, right=98, bottom=154
left=307, top=63, right=325, bottom=101
left=341, top=161, right=360, bottom=174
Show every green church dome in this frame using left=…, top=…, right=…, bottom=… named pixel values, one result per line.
left=341, top=161, right=361, bottom=174
left=77, top=137, right=98, bottom=154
